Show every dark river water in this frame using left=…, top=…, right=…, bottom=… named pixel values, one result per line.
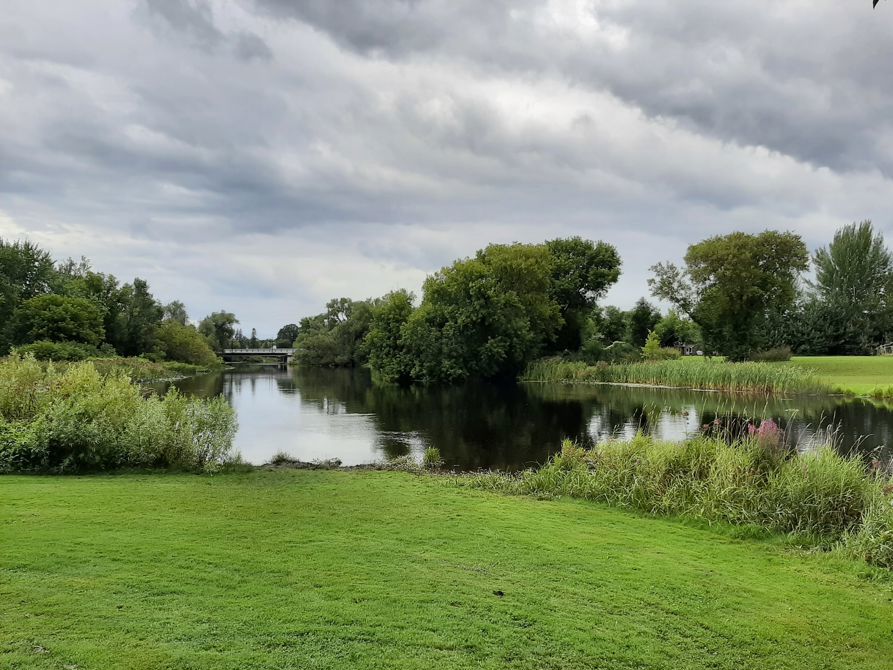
left=153, top=367, right=893, bottom=470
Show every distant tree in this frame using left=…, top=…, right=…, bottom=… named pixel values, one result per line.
left=545, top=237, right=621, bottom=350
left=364, top=290, right=415, bottom=382
left=0, top=239, right=57, bottom=353
left=155, top=321, right=219, bottom=366
left=653, top=310, right=702, bottom=349
left=275, top=323, right=299, bottom=348
left=12, top=294, right=104, bottom=346
left=294, top=298, right=375, bottom=367
left=115, top=278, right=164, bottom=357
left=249, top=328, right=259, bottom=348
left=162, top=300, right=189, bottom=325
left=649, top=231, right=808, bottom=360
left=628, top=298, right=662, bottom=347
left=199, top=311, right=239, bottom=352
left=811, top=220, right=892, bottom=353
left=593, top=306, right=629, bottom=344
left=61, top=270, right=128, bottom=350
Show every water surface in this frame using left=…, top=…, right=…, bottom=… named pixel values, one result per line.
left=156, top=367, right=893, bottom=469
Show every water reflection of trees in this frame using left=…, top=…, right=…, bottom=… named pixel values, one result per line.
left=169, top=369, right=893, bottom=468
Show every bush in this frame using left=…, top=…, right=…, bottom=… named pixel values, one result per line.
left=155, top=321, right=220, bottom=367
left=752, top=346, right=793, bottom=362
left=0, top=355, right=237, bottom=472
left=13, top=340, right=101, bottom=361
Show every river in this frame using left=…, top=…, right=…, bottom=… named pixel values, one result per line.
left=152, top=366, right=893, bottom=469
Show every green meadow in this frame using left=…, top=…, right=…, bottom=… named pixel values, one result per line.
left=2, top=470, right=893, bottom=670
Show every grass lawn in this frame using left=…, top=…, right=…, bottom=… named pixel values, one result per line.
left=2, top=471, right=893, bottom=669
left=788, top=356, right=893, bottom=395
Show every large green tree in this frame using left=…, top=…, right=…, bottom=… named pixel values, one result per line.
left=811, top=220, right=892, bottom=353
left=275, top=323, right=299, bottom=348
left=115, top=279, right=164, bottom=356
left=294, top=298, right=375, bottom=367
left=545, top=237, right=621, bottom=350
left=199, top=311, right=239, bottom=352
left=649, top=231, right=809, bottom=360
left=364, top=290, right=415, bottom=383
left=0, top=239, right=58, bottom=353
left=155, top=321, right=219, bottom=366
left=628, top=298, right=662, bottom=347
left=400, top=243, right=561, bottom=383
left=12, top=294, right=104, bottom=346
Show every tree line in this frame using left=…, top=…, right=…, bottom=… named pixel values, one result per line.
left=283, top=221, right=893, bottom=381
left=0, top=239, right=258, bottom=365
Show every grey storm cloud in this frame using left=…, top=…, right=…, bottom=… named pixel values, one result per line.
left=0, top=0, right=892, bottom=334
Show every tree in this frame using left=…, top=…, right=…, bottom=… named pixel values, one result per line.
left=364, top=290, right=415, bottom=382
left=811, top=220, right=892, bottom=353
left=275, top=323, right=299, bottom=348
left=545, top=237, right=621, bottom=350
left=249, top=328, right=259, bottom=348
left=399, top=244, right=561, bottom=383
left=294, top=298, right=375, bottom=367
left=590, top=306, right=629, bottom=344
left=113, top=279, right=164, bottom=356
left=154, top=321, right=219, bottom=366
left=653, top=310, right=702, bottom=349
left=628, top=298, right=662, bottom=347
left=162, top=300, right=189, bottom=325
left=12, top=294, right=104, bottom=346
left=649, top=231, right=808, bottom=360
left=0, top=239, right=57, bottom=353
left=199, top=311, right=239, bottom=351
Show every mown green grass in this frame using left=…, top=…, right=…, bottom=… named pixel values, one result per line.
left=788, top=356, right=893, bottom=396
left=2, top=471, right=893, bottom=669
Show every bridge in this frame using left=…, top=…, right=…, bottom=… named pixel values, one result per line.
left=222, top=348, right=296, bottom=365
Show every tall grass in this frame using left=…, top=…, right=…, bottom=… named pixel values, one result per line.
left=523, top=357, right=827, bottom=395
left=0, top=355, right=237, bottom=473
left=456, top=435, right=893, bottom=569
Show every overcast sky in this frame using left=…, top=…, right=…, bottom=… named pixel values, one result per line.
left=2, top=1, right=892, bottom=335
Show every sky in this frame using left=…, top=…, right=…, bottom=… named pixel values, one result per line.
left=1, top=1, right=893, bottom=336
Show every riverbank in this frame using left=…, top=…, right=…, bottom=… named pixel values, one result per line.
left=2, top=470, right=892, bottom=669
left=788, top=356, right=893, bottom=397
left=523, top=356, right=893, bottom=398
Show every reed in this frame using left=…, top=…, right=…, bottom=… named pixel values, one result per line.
left=523, top=357, right=827, bottom=395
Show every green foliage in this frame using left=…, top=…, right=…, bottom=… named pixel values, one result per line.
left=650, top=231, right=809, bottom=360
left=545, top=237, right=621, bottom=350
left=162, top=300, right=189, bottom=325
left=199, top=311, right=239, bottom=351
left=811, top=221, right=893, bottom=354
left=402, top=244, right=561, bottom=383
left=523, top=357, right=825, bottom=394
left=364, top=290, right=415, bottom=382
left=0, top=238, right=57, bottom=354
left=12, top=294, right=105, bottom=345
left=294, top=298, right=374, bottom=367
left=0, top=356, right=237, bottom=472
left=155, top=320, right=220, bottom=366
left=422, top=446, right=443, bottom=470
left=115, top=278, right=164, bottom=356
left=642, top=331, right=680, bottom=360
left=13, top=340, right=101, bottom=361
left=628, top=298, right=662, bottom=347
left=275, top=323, right=299, bottom=348
left=460, top=435, right=893, bottom=566
left=653, top=310, right=701, bottom=348
left=751, top=346, right=793, bottom=362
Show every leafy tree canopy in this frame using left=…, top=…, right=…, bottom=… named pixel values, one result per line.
left=13, top=294, right=105, bottom=346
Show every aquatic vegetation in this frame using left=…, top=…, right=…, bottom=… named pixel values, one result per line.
left=523, top=357, right=827, bottom=395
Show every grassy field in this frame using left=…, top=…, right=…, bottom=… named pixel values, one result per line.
left=788, top=356, right=893, bottom=396
left=2, top=471, right=893, bottom=669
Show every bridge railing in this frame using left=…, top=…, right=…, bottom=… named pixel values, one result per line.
left=222, top=349, right=296, bottom=355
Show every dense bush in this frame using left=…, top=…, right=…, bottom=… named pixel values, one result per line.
left=0, top=356, right=237, bottom=473
left=457, top=434, right=893, bottom=567
left=13, top=294, right=105, bottom=346
left=13, top=340, right=101, bottom=361
left=154, top=321, right=220, bottom=366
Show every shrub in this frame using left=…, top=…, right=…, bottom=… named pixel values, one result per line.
left=13, top=340, right=101, bottom=361
left=752, top=346, right=793, bottom=362
left=155, top=321, right=220, bottom=367
left=422, top=447, right=443, bottom=470
left=845, top=502, right=893, bottom=569
left=0, top=355, right=237, bottom=472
